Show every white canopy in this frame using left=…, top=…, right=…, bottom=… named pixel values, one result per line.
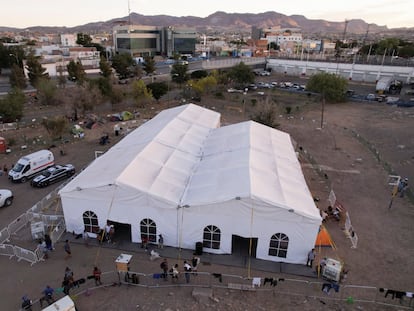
left=60, top=104, right=321, bottom=264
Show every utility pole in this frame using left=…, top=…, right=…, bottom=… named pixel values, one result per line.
left=342, top=19, right=349, bottom=42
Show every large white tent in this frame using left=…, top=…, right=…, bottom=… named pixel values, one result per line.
left=59, top=104, right=321, bottom=264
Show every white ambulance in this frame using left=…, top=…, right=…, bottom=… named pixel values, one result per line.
left=8, top=149, right=54, bottom=183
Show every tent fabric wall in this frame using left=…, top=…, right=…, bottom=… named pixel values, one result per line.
left=59, top=104, right=321, bottom=264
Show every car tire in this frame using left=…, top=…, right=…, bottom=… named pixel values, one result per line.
left=4, top=197, right=12, bottom=207
left=21, top=177, right=27, bottom=183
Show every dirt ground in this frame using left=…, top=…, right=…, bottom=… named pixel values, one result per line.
left=0, top=86, right=413, bottom=310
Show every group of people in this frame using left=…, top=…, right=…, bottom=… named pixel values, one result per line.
left=159, top=255, right=200, bottom=284
left=23, top=265, right=103, bottom=310
left=95, top=222, right=115, bottom=244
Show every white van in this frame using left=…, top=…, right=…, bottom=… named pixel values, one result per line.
left=8, top=149, right=54, bottom=183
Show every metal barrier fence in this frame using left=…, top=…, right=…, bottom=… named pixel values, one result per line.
left=8, top=213, right=29, bottom=236
left=0, top=227, right=10, bottom=244
left=38, top=270, right=411, bottom=310
left=0, top=243, right=15, bottom=259
left=13, top=245, right=38, bottom=266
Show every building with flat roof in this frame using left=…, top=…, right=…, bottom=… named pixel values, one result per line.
left=113, top=25, right=197, bottom=57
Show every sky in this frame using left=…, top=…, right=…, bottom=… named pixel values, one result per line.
left=1, top=0, right=413, bottom=29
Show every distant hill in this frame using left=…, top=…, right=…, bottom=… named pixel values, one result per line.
left=0, top=11, right=404, bottom=35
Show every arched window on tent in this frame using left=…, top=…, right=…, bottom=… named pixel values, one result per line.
left=140, top=218, right=157, bottom=243
left=203, top=225, right=221, bottom=249
left=269, top=233, right=289, bottom=258
left=83, top=211, right=99, bottom=233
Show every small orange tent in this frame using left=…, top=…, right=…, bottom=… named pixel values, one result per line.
left=315, top=226, right=335, bottom=248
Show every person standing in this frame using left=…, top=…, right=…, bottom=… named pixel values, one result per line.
left=171, top=264, right=179, bottom=283
left=307, top=248, right=316, bottom=267
left=64, top=240, right=71, bottom=259
left=39, top=240, right=49, bottom=259
left=93, top=266, right=103, bottom=286
left=192, top=255, right=200, bottom=276
left=141, top=235, right=148, bottom=251
left=398, top=178, right=408, bottom=197
left=158, top=234, right=164, bottom=249
left=160, top=258, right=168, bottom=280
left=83, top=230, right=89, bottom=247
left=44, top=234, right=53, bottom=251
left=64, top=266, right=74, bottom=285
left=184, top=260, right=192, bottom=283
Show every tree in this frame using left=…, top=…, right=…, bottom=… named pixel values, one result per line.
left=131, top=79, right=153, bottom=108
left=99, top=56, right=112, bottom=78
left=143, top=56, right=156, bottom=76
left=57, top=64, right=67, bottom=88
left=377, top=38, right=400, bottom=55
left=36, top=79, right=58, bottom=106
left=41, top=116, right=68, bottom=141
left=171, top=63, right=189, bottom=85
left=9, top=63, right=27, bottom=89
left=0, top=88, right=25, bottom=122
left=66, top=60, right=86, bottom=84
left=25, top=50, right=49, bottom=87
left=147, top=82, right=168, bottom=102
left=76, top=33, right=93, bottom=46
left=89, top=76, right=113, bottom=97
left=251, top=102, right=279, bottom=129
left=190, top=70, right=208, bottom=80
left=306, top=72, right=348, bottom=128
left=70, top=83, right=103, bottom=120
left=111, top=53, right=134, bottom=79
left=189, top=76, right=217, bottom=97
left=227, top=62, right=255, bottom=86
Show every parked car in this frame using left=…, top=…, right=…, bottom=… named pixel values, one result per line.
left=227, top=88, right=244, bottom=93
left=259, top=71, right=270, bottom=76
left=0, top=189, right=13, bottom=207
left=30, top=164, right=75, bottom=188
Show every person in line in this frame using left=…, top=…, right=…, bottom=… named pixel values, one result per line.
left=21, top=295, right=32, bottom=311
left=64, top=266, right=74, bottom=286
left=40, top=285, right=54, bottom=307
left=160, top=258, right=168, bottom=280
left=64, top=239, right=71, bottom=259
left=44, top=234, right=53, bottom=251
left=93, top=266, right=103, bottom=286
left=184, top=260, right=192, bottom=283
left=398, top=178, right=408, bottom=198
left=39, top=239, right=49, bottom=259
left=306, top=248, right=316, bottom=267
left=191, top=255, right=200, bottom=276
left=171, top=264, right=179, bottom=283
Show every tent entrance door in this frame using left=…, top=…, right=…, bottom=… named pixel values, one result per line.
left=231, top=235, right=257, bottom=258
left=108, top=221, right=131, bottom=244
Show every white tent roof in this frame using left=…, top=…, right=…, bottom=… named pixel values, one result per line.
left=182, top=121, right=320, bottom=220
left=60, top=104, right=319, bottom=220
left=60, top=104, right=220, bottom=204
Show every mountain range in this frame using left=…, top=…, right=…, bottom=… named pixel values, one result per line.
left=1, top=11, right=408, bottom=35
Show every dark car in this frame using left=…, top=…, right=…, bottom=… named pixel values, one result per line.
left=30, top=164, right=75, bottom=188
